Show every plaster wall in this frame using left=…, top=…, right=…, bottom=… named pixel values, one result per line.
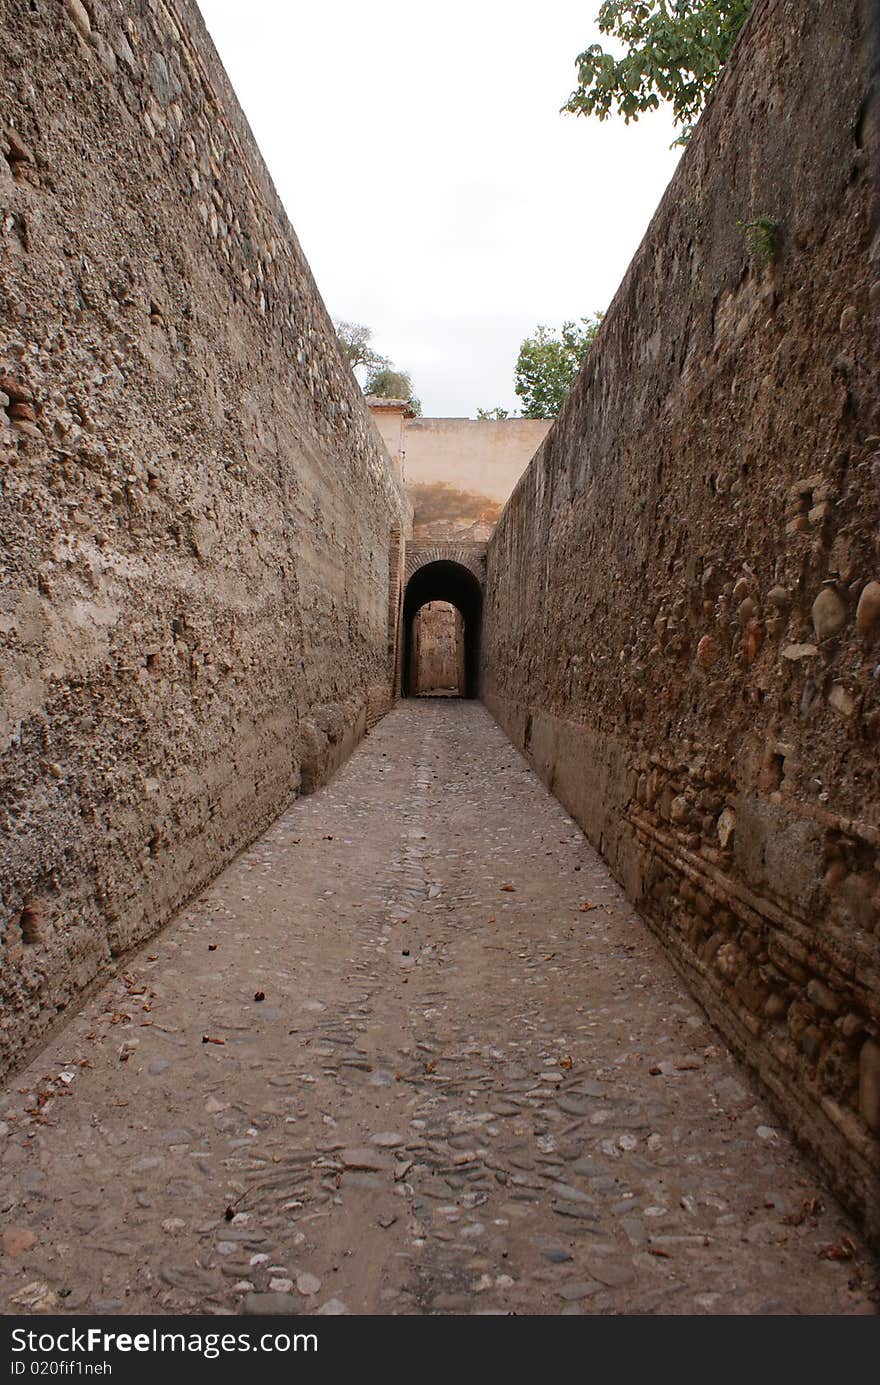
left=405, top=417, right=551, bottom=541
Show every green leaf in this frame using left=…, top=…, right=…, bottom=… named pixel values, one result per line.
left=563, top=1, right=753, bottom=133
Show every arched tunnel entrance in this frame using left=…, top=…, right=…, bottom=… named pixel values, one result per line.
left=401, top=560, right=483, bottom=699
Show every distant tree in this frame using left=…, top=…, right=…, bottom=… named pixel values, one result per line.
left=514, top=314, right=603, bottom=419
left=563, top=1, right=753, bottom=143
left=334, top=319, right=388, bottom=376
left=476, top=406, right=510, bottom=420
left=364, top=365, right=422, bottom=416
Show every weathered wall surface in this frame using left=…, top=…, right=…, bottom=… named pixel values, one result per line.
left=0, top=0, right=404, bottom=1076
left=365, top=397, right=407, bottom=485
left=482, top=0, right=880, bottom=1234
left=409, top=601, right=462, bottom=695
left=404, top=417, right=551, bottom=541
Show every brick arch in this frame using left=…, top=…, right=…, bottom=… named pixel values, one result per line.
left=400, top=546, right=486, bottom=699
left=403, top=543, right=486, bottom=585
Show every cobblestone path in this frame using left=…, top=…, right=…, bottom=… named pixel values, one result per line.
left=1, top=703, right=876, bottom=1316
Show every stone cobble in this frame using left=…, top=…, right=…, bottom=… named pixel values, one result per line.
left=0, top=703, right=875, bottom=1315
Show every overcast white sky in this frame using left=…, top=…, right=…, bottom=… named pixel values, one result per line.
left=199, top=1, right=682, bottom=417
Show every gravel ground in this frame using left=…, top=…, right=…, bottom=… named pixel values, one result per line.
left=1, top=701, right=876, bottom=1316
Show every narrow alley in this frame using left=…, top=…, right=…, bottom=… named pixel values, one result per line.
left=0, top=703, right=873, bottom=1316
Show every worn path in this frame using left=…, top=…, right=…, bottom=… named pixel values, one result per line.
left=1, top=702, right=876, bottom=1316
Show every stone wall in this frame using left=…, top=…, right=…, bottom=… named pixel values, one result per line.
left=482, top=0, right=880, bottom=1235
left=409, top=602, right=462, bottom=696
left=0, top=0, right=405, bottom=1076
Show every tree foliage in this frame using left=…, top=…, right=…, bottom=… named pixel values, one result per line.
left=364, top=365, right=422, bottom=416
left=476, top=406, right=510, bottom=420
left=563, top=1, right=753, bottom=141
left=334, top=319, right=388, bottom=376
left=514, top=314, right=603, bottom=419
left=335, top=321, right=422, bottom=414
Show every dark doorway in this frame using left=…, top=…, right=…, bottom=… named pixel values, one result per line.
left=401, top=560, right=483, bottom=698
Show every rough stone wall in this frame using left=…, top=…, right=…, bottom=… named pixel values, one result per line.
left=0, top=0, right=405, bottom=1077
left=409, top=602, right=461, bottom=695
left=482, top=0, right=880, bottom=1235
